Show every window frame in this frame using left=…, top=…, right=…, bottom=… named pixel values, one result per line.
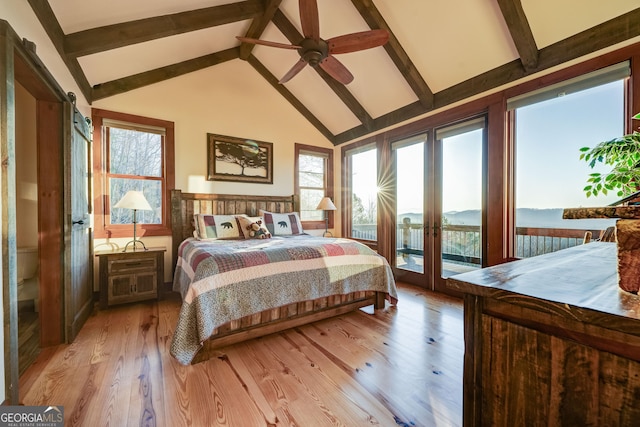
left=92, top=108, right=175, bottom=238
left=507, top=70, right=628, bottom=258
left=294, top=143, right=334, bottom=230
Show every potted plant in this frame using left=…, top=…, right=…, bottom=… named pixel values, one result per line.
left=580, top=112, right=640, bottom=198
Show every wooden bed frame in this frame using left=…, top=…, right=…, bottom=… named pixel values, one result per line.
left=170, top=190, right=385, bottom=363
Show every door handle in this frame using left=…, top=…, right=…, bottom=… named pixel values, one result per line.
left=423, top=223, right=429, bottom=237
left=73, top=220, right=84, bottom=225
left=432, top=222, right=440, bottom=238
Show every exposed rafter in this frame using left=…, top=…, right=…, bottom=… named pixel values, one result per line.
left=334, top=101, right=426, bottom=144
left=496, top=0, right=539, bottom=71
left=247, top=55, right=335, bottom=142
left=92, top=48, right=240, bottom=100
left=350, top=0, right=434, bottom=110
left=64, top=0, right=264, bottom=58
left=239, top=0, right=283, bottom=60
left=27, top=0, right=92, bottom=102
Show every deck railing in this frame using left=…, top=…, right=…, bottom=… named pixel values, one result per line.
left=514, top=226, right=599, bottom=258
left=351, top=223, right=603, bottom=261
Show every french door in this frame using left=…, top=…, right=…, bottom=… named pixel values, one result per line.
left=393, top=133, right=430, bottom=284
left=392, top=117, right=486, bottom=292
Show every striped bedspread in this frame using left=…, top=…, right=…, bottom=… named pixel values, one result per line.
left=170, top=235, right=397, bottom=364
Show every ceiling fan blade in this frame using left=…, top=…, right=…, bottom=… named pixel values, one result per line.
left=319, top=55, right=354, bottom=85
left=236, top=36, right=300, bottom=50
left=299, top=0, right=320, bottom=41
left=327, top=29, right=390, bottom=54
left=279, top=59, right=308, bottom=84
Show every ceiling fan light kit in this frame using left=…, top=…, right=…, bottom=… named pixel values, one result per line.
left=237, top=0, right=389, bottom=85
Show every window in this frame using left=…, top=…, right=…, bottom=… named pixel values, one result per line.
left=509, top=62, right=628, bottom=257
left=294, top=143, right=334, bottom=229
left=345, top=144, right=378, bottom=241
left=92, top=109, right=175, bottom=238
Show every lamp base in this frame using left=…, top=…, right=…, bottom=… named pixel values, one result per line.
left=322, top=216, right=333, bottom=237
left=122, top=239, right=148, bottom=252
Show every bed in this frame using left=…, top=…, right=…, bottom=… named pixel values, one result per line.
left=169, top=190, right=398, bottom=365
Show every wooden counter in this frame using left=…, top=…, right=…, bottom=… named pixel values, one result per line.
left=447, top=242, right=640, bottom=427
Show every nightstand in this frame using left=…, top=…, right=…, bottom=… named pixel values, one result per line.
left=96, top=247, right=166, bottom=309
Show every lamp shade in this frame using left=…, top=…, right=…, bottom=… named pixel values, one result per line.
left=316, top=197, right=337, bottom=211
left=114, top=190, right=152, bottom=211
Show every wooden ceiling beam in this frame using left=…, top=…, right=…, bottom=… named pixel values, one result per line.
left=27, top=0, right=93, bottom=102
left=350, top=0, right=434, bottom=110
left=247, top=55, right=335, bottom=143
left=335, top=101, right=427, bottom=144
left=239, top=0, right=283, bottom=60
left=64, top=0, right=264, bottom=58
left=496, top=0, right=539, bottom=71
left=335, top=7, right=640, bottom=145
left=271, top=9, right=374, bottom=131
left=92, top=48, right=239, bottom=100
left=316, top=67, right=374, bottom=131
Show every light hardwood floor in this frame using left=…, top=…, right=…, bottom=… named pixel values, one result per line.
left=19, top=282, right=463, bottom=426
left=18, top=303, right=40, bottom=376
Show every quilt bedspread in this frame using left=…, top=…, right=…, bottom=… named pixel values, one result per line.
left=170, top=236, right=397, bottom=364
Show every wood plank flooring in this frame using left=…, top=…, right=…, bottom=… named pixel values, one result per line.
left=18, top=302, right=40, bottom=376
left=19, top=282, right=464, bottom=426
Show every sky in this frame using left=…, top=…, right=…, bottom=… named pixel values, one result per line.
left=515, top=80, right=623, bottom=209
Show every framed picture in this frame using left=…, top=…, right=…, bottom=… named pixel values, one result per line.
left=206, top=133, right=273, bottom=184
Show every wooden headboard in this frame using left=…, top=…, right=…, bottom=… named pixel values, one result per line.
left=170, top=189, right=297, bottom=268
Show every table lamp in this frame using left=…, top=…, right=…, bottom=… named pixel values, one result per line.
left=316, top=197, right=337, bottom=237
left=114, top=190, right=152, bottom=252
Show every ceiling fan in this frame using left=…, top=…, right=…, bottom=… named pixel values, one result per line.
left=237, top=0, right=389, bottom=85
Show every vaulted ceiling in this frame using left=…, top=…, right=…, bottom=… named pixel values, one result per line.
left=29, top=0, right=640, bottom=145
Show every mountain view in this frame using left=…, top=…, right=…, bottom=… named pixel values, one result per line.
left=399, top=208, right=616, bottom=230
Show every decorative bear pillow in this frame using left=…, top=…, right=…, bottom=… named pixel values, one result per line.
left=260, top=211, right=304, bottom=236
left=193, top=214, right=243, bottom=239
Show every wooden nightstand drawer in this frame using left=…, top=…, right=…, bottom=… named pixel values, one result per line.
left=96, top=247, right=166, bottom=308
left=109, top=256, right=157, bottom=274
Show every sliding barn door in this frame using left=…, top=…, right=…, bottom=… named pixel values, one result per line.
left=64, top=102, right=93, bottom=342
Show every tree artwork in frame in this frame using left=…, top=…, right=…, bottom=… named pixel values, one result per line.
left=207, top=133, right=273, bottom=184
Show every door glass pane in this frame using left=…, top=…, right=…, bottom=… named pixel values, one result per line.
left=514, top=80, right=622, bottom=257
left=441, top=128, right=483, bottom=278
left=351, top=148, right=377, bottom=241
left=395, top=137, right=425, bottom=273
